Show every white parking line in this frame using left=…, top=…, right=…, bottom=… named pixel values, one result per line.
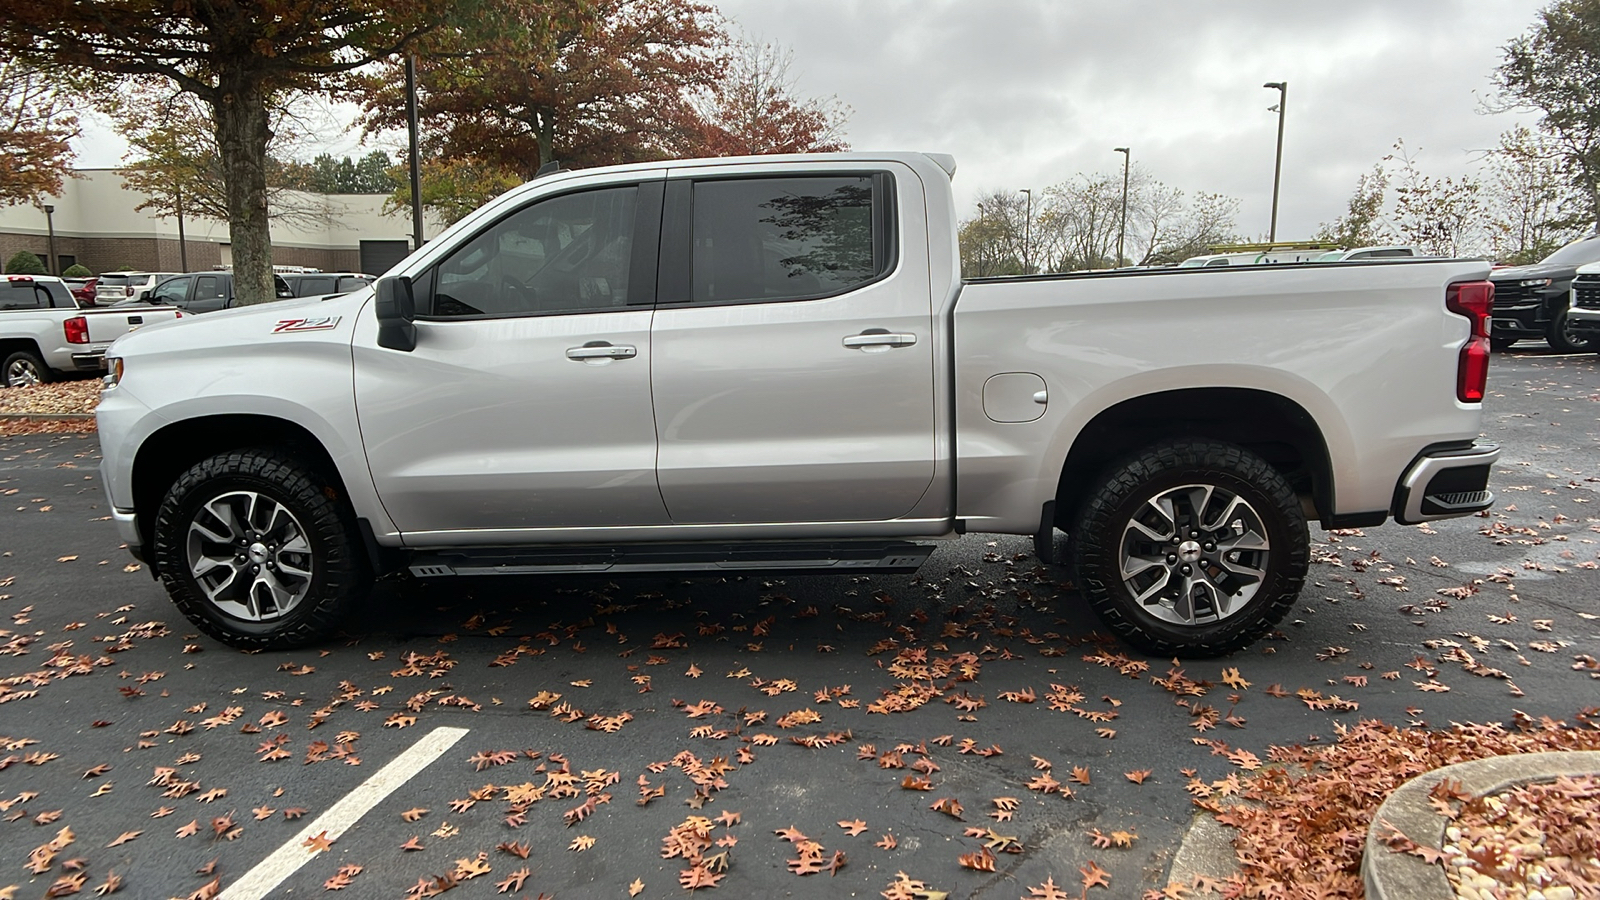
left=218, top=725, right=469, bottom=900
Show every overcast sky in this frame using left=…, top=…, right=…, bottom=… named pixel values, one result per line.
left=71, top=0, right=1550, bottom=242
left=715, top=0, right=1548, bottom=240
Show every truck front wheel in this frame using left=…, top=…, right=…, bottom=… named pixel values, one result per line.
left=151, top=449, right=370, bottom=649
left=1070, top=439, right=1307, bottom=658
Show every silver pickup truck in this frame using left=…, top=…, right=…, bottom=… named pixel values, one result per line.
left=1, top=274, right=180, bottom=387
left=96, top=152, right=1499, bottom=657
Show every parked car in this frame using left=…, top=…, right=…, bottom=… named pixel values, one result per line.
left=2, top=275, right=180, bottom=387
left=138, top=271, right=295, bottom=313
left=1488, top=234, right=1600, bottom=352
left=279, top=272, right=375, bottom=297
left=62, top=276, right=98, bottom=306
left=1313, top=245, right=1423, bottom=261
left=95, top=272, right=180, bottom=305
left=1562, top=261, right=1600, bottom=345
left=98, top=151, right=1499, bottom=657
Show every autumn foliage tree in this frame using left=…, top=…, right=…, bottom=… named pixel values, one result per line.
left=358, top=0, right=726, bottom=179
left=670, top=36, right=850, bottom=157
left=0, top=59, right=80, bottom=207
left=0, top=1, right=457, bottom=305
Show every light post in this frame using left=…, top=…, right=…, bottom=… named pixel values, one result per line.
left=1264, top=81, right=1287, bottom=242
left=175, top=187, right=188, bottom=272
left=1113, top=147, right=1130, bottom=266
left=42, top=204, right=57, bottom=275
left=1019, top=188, right=1032, bottom=274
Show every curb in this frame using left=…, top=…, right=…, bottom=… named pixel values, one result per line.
left=1362, top=750, right=1600, bottom=900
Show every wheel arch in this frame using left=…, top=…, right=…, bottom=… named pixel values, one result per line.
left=1053, top=387, right=1336, bottom=532
left=131, top=414, right=356, bottom=571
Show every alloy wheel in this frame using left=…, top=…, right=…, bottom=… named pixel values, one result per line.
left=1117, top=483, right=1270, bottom=626
left=185, top=490, right=315, bottom=621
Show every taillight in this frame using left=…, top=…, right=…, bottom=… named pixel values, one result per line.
left=1446, top=281, right=1493, bottom=403
left=63, top=315, right=90, bottom=345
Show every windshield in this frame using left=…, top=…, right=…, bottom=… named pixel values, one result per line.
left=98, top=275, right=134, bottom=286
left=1540, top=236, right=1600, bottom=267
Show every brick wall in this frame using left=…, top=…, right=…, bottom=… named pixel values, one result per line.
left=1, top=232, right=354, bottom=276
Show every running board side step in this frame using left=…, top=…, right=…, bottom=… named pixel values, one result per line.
left=407, top=541, right=936, bottom=578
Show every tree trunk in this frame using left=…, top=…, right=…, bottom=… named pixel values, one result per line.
left=212, top=72, right=275, bottom=306
left=536, top=111, right=555, bottom=170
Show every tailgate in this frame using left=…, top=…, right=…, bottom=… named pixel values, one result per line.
left=83, top=307, right=180, bottom=343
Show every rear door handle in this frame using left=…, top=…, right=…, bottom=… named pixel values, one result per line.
left=842, top=331, right=918, bottom=350
left=566, top=342, right=637, bottom=361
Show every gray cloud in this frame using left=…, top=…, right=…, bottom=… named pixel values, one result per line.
left=719, top=0, right=1547, bottom=240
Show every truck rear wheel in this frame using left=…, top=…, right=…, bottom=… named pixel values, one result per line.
left=1070, top=439, right=1307, bottom=657
left=151, top=449, right=370, bottom=649
left=3, top=350, right=51, bottom=388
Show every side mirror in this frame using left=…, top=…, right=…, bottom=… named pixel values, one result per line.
left=375, top=275, right=417, bottom=352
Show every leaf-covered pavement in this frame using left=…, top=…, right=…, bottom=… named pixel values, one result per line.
left=2, top=348, right=1599, bottom=899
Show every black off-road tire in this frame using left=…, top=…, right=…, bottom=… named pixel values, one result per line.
left=3, top=350, right=52, bottom=388
left=152, top=449, right=370, bottom=649
left=1070, top=439, right=1308, bottom=658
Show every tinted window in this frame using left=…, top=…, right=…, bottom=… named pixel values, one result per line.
left=691, top=176, right=884, bottom=304
left=41, top=282, right=75, bottom=308
left=0, top=281, right=46, bottom=310
left=336, top=276, right=372, bottom=292
left=195, top=276, right=225, bottom=300
left=275, top=276, right=295, bottom=299
left=1205, top=258, right=1229, bottom=267
left=149, top=276, right=191, bottom=306
left=428, top=186, right=638, bottom=317
left=295, top=277, right=336, bottom=296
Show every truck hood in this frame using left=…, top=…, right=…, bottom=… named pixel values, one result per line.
left=108, top=290, right=370, bottom=359
left=1489, top=262, right=1578, bottom=282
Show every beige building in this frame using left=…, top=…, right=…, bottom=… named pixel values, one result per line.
left=0, top=169, right=442, bottom=276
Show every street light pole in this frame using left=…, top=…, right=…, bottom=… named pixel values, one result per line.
left=175, top=187, right=189, bottom=273
left=1019, top=188, right=1032, bottom=274
left=1113, top=147, right=1130, bottom=266
left=1264, top=81, right=1288, bottom=243
left=42, top=205, right=57, bottom=275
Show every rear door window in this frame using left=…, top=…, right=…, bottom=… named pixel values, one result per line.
left=295, top=277, right=336, bottom=296
left=188, top=276, right=228, bottom=312
left=687, top=175, right=890, bottom=305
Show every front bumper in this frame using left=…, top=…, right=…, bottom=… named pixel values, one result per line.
left=112, top=508, right=146, bottom=563
left=1567, top=306, right=1600, bottom=336
left=1392, top=442, right=1499, bottom=525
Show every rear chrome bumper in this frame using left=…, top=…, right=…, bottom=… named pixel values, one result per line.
left=1393, top=442, right=1499, bottom=525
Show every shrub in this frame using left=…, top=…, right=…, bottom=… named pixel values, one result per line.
left=4, top=251, right=46, bottom=275
left=61, top=264, right=93, bottom=277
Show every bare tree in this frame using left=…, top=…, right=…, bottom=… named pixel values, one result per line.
left=1484, top=125, right=1585, bottom=264
left=1389, top=141, right=1489, bottom=257
left=675, top=32, right=850, bottom=156
left=1315, top=164, right=1394, bottom=250
left=957, top=189, right=1029, bottom=277
left=0, top=60, right=80, bottom=207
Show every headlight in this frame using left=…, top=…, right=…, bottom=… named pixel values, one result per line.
left=1518, top=278, right=1553, bottom=288
left=104, top=357, right=124, bottom=387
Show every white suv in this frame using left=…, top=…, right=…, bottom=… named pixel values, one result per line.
left=95, top=272, right=179, bottom=305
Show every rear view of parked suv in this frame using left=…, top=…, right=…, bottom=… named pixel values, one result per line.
left=95, top=272, right=179, bottom=305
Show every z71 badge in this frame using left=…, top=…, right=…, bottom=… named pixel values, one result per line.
left=272, top=316, right=342, bottom=333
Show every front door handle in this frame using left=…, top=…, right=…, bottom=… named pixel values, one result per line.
left=566, top=342, right=637, bottom=361
left=842, top=331, right=918, bottom=350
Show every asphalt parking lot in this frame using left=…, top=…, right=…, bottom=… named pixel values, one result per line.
left=3, top=346, right=1600, bottom=900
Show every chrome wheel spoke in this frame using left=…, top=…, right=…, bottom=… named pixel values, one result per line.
left=186, top=490, right=314, bottom=622
left=1118, top=482, right=1269, bottom=629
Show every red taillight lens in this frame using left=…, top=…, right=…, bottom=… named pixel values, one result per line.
left=63, top=315, right=89, bottom=345
left=1446, top=281, right=1493, bottom=403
